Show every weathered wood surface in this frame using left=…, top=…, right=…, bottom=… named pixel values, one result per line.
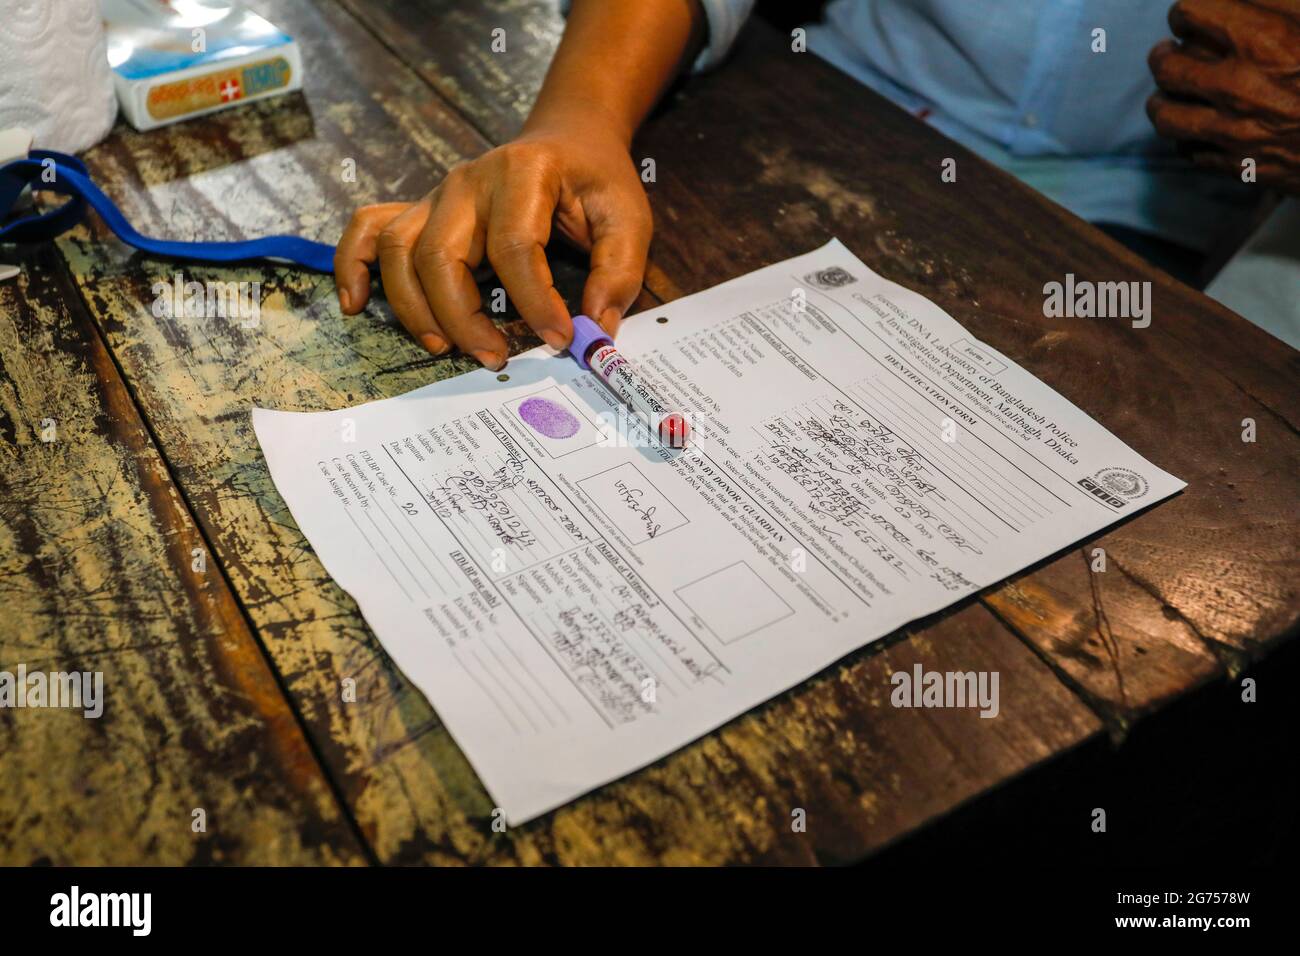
left=25, top=0, right=1107, bottom=864
left=12, top=0, right=1295, bottom=863
left=622, top=23, right=1300, bottom=727
left=0, top=244, right=365, bottom=865
left=337, top=0, right=561, bottom=144
left=350, top=1, right=1299, bottom=730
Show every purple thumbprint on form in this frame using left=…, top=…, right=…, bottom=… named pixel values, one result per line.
left=518, top=397, right=581, bottom=439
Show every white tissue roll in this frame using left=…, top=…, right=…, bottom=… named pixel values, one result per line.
left=0, top=0, right=118, bottom=154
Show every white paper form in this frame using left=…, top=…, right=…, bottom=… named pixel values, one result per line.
left=253, top=240, right=1184, bottom=823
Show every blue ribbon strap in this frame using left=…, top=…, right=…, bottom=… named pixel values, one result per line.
left=0, top=150, right=336, bottom=273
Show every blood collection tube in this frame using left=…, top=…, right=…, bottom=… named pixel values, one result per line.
left=567, top=314, right=690, bottom=449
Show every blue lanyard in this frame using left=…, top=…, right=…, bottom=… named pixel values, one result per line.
left=0, top=150, right=336, bottom=273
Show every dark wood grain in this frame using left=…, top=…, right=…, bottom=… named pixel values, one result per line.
left=17, top=0, right=1295, bottom=864
left=0, top=244, right=365, bottom=865
left=348, top=2, right=1298, bottom=731
left=27, top=0, right=1110, bottom=863
left=337, top=0, right=562, bottom=143
left=625, top=24, right=1300, bottom=728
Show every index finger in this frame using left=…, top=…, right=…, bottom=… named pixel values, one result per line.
left=485, top=181, right=572, bottom=350
left=334, top=202, right=409, bottom=314
left=376, top=198, right=456, bottom=353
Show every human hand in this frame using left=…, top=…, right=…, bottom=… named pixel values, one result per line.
left=334, top=122, right=652, bottom=369
left=1148, top=0, right=1300, bottom=193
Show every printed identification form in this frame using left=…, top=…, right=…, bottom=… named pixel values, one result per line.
left=254, top=240, right=1184, bottom=822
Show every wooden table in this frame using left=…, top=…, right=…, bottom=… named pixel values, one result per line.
left=1, top=0, right=1296, bottom=866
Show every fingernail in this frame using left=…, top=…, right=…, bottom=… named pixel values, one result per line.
left=420, top=333, right=447, bottom=354
left=471, top=348, right=505, bottom=370
left=539, top=327, right=569, bottom=350
left=339, top=288, right=352, bottom=312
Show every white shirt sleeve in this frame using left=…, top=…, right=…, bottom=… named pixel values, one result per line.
left=557, top=0, right=756, bottom=72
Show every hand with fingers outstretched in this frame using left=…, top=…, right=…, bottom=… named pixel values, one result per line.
left=333, top=0, right=706, bottom=369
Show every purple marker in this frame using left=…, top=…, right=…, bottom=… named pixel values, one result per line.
left=567, top=315, right=690, bottom=449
